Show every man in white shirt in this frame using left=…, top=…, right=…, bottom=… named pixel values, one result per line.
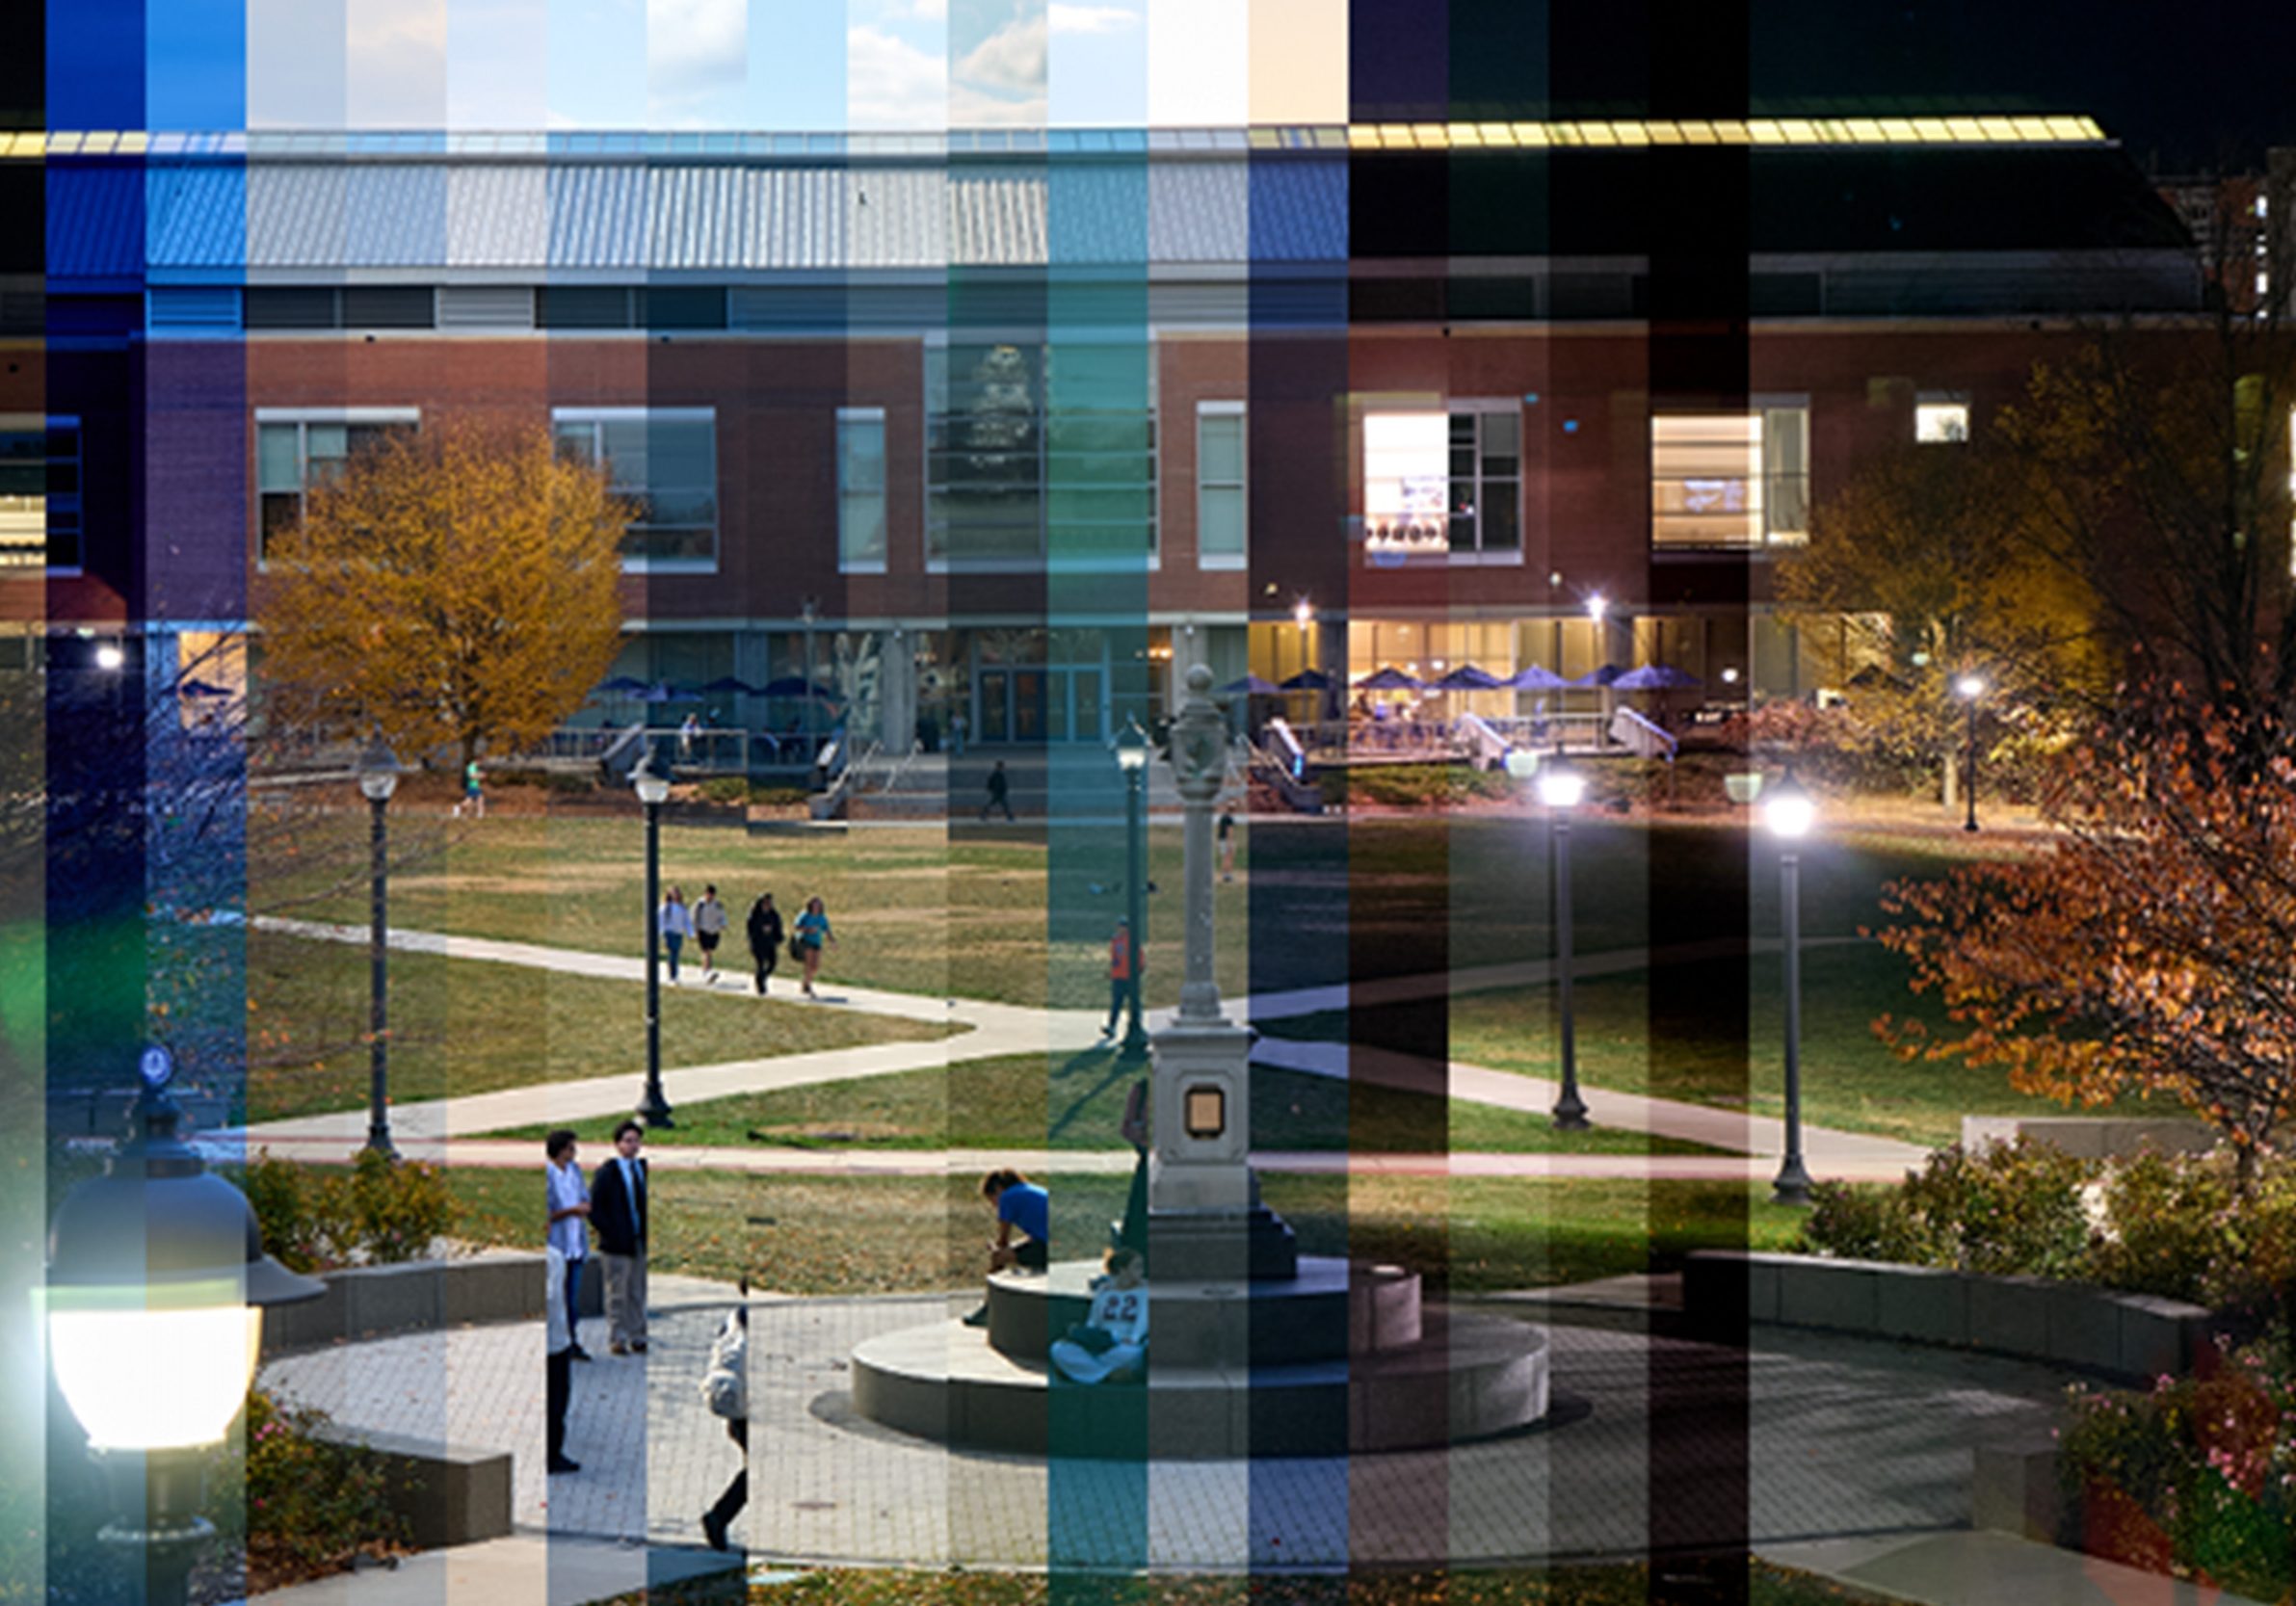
left=544, top=1130, right=593, bottom=1361
left=693, top=884, right=728, bottom=985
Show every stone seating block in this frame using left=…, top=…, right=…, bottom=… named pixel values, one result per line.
left=344, top=1262, right=443, bottom=1338
left=2043, top=1283, right=2124, bottom=1373
left=1775, top=1258, right=1885, bottom=1334
left=1971, top=1439, right=2071, bottom=1545
left=2116, top=1294, right=2210, bottom=1382
left=1966, top=1274, right=2051, bottom=1357
left=1873, top=1265, right=1968, bottom=1347
left=309, top=1425, right=512, bottom=1551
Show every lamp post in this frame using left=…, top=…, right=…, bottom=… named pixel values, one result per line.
left=632, top=753, right=675, bottom=1128
left=43, top=1045, right=326, bottom=1606
left=1586, top=593, right=1610, bottom=750
left=1763, top=772, right=1816, bottom=1205
left=1536, top=759, right=1591, bottom=1129
left=356, top=741, right=402, bottom=1159
left=1115, top=717, right=1151, bottom=1060
left=1955, top=673, right=1985, bottom=832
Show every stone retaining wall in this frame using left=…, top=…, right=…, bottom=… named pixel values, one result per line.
left=261, top=1251, right=597, bottom=1356
left=1682, top=1251, right=2212, bottom=1382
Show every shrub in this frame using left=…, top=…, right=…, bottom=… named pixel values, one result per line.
left=2091, top=1147, right=2234, bottom=1303
left=1898, top=1137, right=2097, bottom=1277
left=215, top=1388, right=409, bottom=1588
left=698, top=776, right=750, bottom=804
left=749, top=784, right=809, bottom=807
left=1800, top=1181, right=1938, bottom=1265
left=346, top=1146, right=455, bottom=1262
left=244, top=1149, right=455, bottom=1271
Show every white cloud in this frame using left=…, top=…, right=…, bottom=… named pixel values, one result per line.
left=647, top=0, right=746, bottom=119
left=956, top=12, right=1046, bottom=97
left=847, top=23, right=947, bottom=129
left=950, top=79, right=1047, bottom=126
left=347, top=0, right=448, bottom=127
left=881, top=0, right=948, bottom=19
left=1050, top=3, right=1137, bottom=35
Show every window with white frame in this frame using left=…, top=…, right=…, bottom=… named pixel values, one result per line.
left=1197, top=402, right=1246, bottom=566
left=1916, top=395, right=1970, bottom=443
left=551, top=408, right=718, bottom=570
left=1361, top=402, right=1521, bottom=560
left=1649, top=403, right=1808, bottom=548
left=0, top=415, right=80, bottom=571
left=256, top=409, right=419, bottom=561
left=837, top=408, right=886, bottom=571
left=926, top=343, right=1157, bottom=566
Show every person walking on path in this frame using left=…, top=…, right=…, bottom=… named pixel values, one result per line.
left=698, top=1278, right=750, bottom=1551
left=1218, top=809, right=1237, bottom=882
left=543, top=1130, right=593, bottom=1362
left=1098, top=919, right=1139, bottom=1040
left=949, top=708, right=967, bottom=757
left=693, top=884, right=728, bottom=985
left=591, top=1119, right=649, bottom=1355
left=454, top=756, right=486, bottom=819
left=981, top=759, right=1014, bottom=822
left=745, top=892, right=784, bottom=995
left=963, top=1167, right=1049, bottom=1327
left=793, top=895, right=834, bottom=999
left=659, top=885, right=693, bottom=985
left=543, top=1244, right=580, bottom=1473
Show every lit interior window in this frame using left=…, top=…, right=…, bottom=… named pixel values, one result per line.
left=1916, top=401, right=1970, bottom=443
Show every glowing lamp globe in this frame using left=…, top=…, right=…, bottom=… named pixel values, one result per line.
left=1535, top=766, right=1586, bottom=810
left=632, top=753, right=672, bottom=806
left=43, top=1048, right=324, bottom=1453
left=356, top=740, right=401, bottom=803
left=1115, top=718, right=1149, bottom=773
left=1761, top=773, right=1816, bottom=840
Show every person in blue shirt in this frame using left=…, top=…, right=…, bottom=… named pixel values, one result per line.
left=962, top=1167, right=1048, bottom=1328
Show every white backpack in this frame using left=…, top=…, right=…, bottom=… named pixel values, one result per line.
left=699, top=1308, right=747, bottom=1419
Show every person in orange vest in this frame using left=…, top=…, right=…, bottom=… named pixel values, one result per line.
left=1098, top=918, right=1139, bottom=1040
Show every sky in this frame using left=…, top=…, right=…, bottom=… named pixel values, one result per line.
left=29, top=0, right=2296, bottom=163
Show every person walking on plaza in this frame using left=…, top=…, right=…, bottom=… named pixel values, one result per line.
left=697, top=1277, right=750, bottom=1551
left=1218, top=808, right=1237, bottom=882
left=745, top=891, right=784, bottom=995
left=793, top=895, right=834, bottom=999
left=543, top=1130, right=593, bottom=1362
left=693, top=884, right=727, bottom=985
left=543, top=1244, right=580, bottom=1473
left=949, top=708, right=967, bottom=757
left=981, top=759, right=1013, bottom=822
left=454, top=755, right=485, bottom=819
left=591, top=1119, right=649, bottom=1355
left=659, top=884, right=692, bottom=985
left=1098, top=918, right=1139, bottom=1040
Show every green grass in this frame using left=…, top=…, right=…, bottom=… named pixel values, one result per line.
left=447, top=1169, right=1796, bottom=1296
left=479, top=1050, right=1727, bottom=1156
left=610, top=1561, right=1900, bottom=1605
left=245, top=930, right=957, bottom=1124
left=1440, top=943, right=2177, bottom=1148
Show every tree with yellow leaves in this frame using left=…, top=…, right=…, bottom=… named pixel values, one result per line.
left=258, top=416, right=628, bottom=775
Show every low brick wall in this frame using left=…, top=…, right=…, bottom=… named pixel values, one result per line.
left=261, top=1251, right=594, bottom=1357
left=308, top=1423, right=514, bottom=1550
left=1682, top=1251, right=2212, bottom=1382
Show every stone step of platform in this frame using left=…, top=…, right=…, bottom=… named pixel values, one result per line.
left=852, top=1305, right=1549, bottom=1459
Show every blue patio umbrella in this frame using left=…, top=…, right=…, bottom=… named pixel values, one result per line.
left=1612, top=664, right=1702, bottom=691
left=1221, top=675, right=1281, bottom=695
left=1506, top=664, right=1571, bottom=691
left=1431, top=664, right=1504, bottom=692
left=640, top=680, right=699, bottom=703
left=595, top=674, right=650, bottom=695
left=755, top=676, right=839, bottom=700
left=699, top=675, right=757, bottom=696
left=1571, top=664, right=1625, bottom=689
left=1280, top=669, right=1334, bottom=692
left=1356, top=666, right=1422, bottom=691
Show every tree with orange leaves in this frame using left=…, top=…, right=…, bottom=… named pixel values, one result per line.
left=257, top=416, right=628, bottom=776
left=1879, top=695, right=2296, bottom=1181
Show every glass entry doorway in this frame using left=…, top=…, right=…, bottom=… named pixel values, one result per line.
left=976, top=665, right=1105, bottom=744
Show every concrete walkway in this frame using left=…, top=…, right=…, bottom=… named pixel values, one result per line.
left=240, top=918, right=1926, bottom=1181
left=251, top=1271, right=2243, bottom=1605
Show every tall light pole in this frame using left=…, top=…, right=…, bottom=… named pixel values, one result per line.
left=1955, top=672, right=1985, bottom=832
left=1115, top=718, right=1151, bottom=1059
left=1763, top=772, right=1816, bottom=1205
left=1586, top=592, right=1609, bottom=750
left=356, top=741, right=402, bottom=1159
left=1536, top=759, right=1590, bottom=1129
left=1292, top=597, right=1315, bottom=726
left=632, top=753, right=675, bottom=1128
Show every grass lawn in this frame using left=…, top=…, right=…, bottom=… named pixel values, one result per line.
left=479, top=1050, right=1725, bottom=1156
left=1438, top=943, right=2178, bottom=1148
left=447, top=1169, right=1796, bottom=1296
left=616, top=1561, right=1897, bottom=1605
left=245, top=930, right=957, bottom=1124
left=258, top=806, right=1992, bottom=1012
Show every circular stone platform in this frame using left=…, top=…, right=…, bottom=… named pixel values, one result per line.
left=852, top=1256, right=1549, bottom=1459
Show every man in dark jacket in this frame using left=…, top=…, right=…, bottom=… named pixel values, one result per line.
left=591, top=1119, right=650, bottom=1354
left=745, top=893, right=784, bottom=995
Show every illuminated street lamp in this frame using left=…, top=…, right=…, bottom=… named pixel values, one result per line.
left=1763, top=772, right=1816, bottom=1205
left=632, top=753, right=675, bottom=1128
left=42, top=1046, right=325, bottom=1606
left=1955, top=673, right=1985, bottom=832
left=356, top=740, right=402, bottom=1159
left=1114, top=718, right=1151, bottom=1059
left=1536, top=760, right=1591, bottom=1130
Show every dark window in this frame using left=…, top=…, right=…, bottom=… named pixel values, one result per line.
left=244, top=287, right=340, bottom=329
left=342, top=285, right=435, bottom=329
left=640, top=287, right=726, bottom=329
left=538, top=287, right=635, bottom=329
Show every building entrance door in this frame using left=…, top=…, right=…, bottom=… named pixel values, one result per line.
left=972, top=663, right=1105, bottom=744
